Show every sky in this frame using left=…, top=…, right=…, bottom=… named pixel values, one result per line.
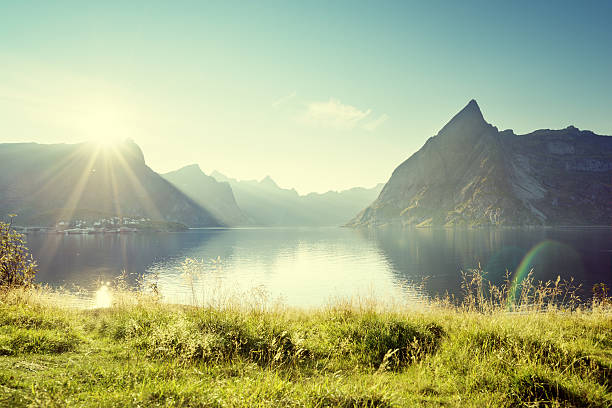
left=1, top=1, right=611, bottom=194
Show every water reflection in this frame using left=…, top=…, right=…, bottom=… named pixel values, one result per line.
left=365, top=227, right=608, bottom=298
left=146, top=228, right=416, bottom=307
left=28, top=232, right=220, bottom=286
left=25, top=227, right=612, bottom=307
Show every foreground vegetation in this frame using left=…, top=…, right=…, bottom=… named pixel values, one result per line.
left=0, top=284, right=610, bottom=408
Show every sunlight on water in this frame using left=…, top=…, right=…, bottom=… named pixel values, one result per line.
left=144, top=233, right=427, bottom=308
left=94, top=283, right=113, bottom=308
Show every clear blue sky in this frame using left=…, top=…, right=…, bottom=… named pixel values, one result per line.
left=1, top=1, right=611, bottom=193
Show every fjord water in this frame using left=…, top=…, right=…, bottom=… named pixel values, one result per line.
left=26, top=227, right=612, bottom=307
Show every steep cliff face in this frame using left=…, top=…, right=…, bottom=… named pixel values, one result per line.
left=348, top=100, right=612, bottom=227
left=504, top=126, right=612, bottom=225
left=162, top=164, right=248, bottom=226
left=0, top=141, right=221, bottom=227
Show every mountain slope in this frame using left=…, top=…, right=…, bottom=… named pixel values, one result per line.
left=162, top=164, right=248, bottom=226
left=0, top=140, right=221, bottom=227
left=211, top=171, right=383, bottom=226
left=348, top=100, right=612, bottom=227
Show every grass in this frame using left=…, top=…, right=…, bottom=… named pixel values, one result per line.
left=0, top=274, right=610, bottom=407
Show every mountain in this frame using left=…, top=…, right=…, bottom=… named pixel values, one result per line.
left=211, top=171, right=384, bottom=226
left=0, top=140, right=221, bottom=227
left=300, top=186, right=386, bottom=225
left=210, top=171, right=302, bottom=225
left=162, top=164, right=248, bottom=226
left=348, top=99, right=612, bottom=227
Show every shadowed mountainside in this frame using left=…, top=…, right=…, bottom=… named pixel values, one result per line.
left=348, top=100, right=612, bottom=227
left=0, top=140, right=221, bottom=227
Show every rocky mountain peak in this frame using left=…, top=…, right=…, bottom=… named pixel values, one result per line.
left=261, top=175, right=279, bottom=188
left=179, top=164, right=203, bottom=175
left=464, top=98, right=482, bottom=114
left=436, top=99, right=488, bottom=139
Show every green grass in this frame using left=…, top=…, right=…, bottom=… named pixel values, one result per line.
left=0, top=288, right=610, bottom=407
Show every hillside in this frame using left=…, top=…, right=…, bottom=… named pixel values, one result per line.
left=348, top=100, right=612, bottom=227
left=0, top=140, right=221, bottom=227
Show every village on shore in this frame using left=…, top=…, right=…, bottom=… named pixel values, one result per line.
left=12, top=216, right=178, bottom=235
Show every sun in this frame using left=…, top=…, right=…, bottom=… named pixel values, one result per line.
left=85, top=136, right=124, bottom=153
left=93, top=137, right=122, bottom=148
left=94, top=283, right=113, bottom=308
left=74, top=99, right=136, bottom=148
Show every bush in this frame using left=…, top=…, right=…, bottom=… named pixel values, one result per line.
left=510, top=372, right=590, bottom=407
left=0, top=219, right=37, bottom=288
left=0, top=327, right=79, bottom=355
left=322, top=313, right=445, bottom=370
left=103, top=308, right=309, bottom=367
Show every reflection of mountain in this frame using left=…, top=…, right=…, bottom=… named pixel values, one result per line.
left=162, top=165, right=248, bottom=226
left=350, top=100, right=612, bottom=227
left=28, top=231, right=225, bottom=287
left=0, top=141, right=220, bottom=227
left=358, top=228, right=485, bottom=296
left=172, top=229, right=294, bottom=269
left=211, top=171, right=383, bottom=226
left=362, top=228, right=604, bottom=298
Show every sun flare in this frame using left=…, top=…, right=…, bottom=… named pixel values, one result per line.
left=94, top=284, right=113, bottom=308
left=93, top=137, right=121, bottom=147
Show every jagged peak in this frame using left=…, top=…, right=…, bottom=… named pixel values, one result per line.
left=437, top=99, right=488, bottom=137
left=260, top=175, right=279, bottom=188
left=464, top=98, right=481, bottom=113
left=181, top=163, right=201, bottom=170
left=453, top=99, right=485, bottom=122
left=165, top=163, right=203, bottom=176
left=181, top=163, right=202, bottom=172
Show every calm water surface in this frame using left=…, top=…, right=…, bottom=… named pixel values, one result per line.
left=26, top=227, right=612, bottom=307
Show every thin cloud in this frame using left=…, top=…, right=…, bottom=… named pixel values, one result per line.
left=299, top=98, right=371, bottom=130
left=363, top=113, right=389, bottom=131
left=272, top=91, right=297, bottom=108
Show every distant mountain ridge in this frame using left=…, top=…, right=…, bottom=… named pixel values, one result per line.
left=348, top=100, right=612, bottom=227
left=210, top=171, right=383, bottom=226
left=0, top=140, right=221, bottom=227
left=162, top=164, right=248, bottom=226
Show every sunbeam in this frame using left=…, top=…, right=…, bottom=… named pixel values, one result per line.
left=112, top=146, right=164, bottom=222
left=57, top=146, right=102, bottom=224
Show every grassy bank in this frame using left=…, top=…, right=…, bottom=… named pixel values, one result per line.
left=0, top=287, right=610, bottom=407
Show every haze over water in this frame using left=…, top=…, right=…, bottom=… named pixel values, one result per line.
left=26, top=227, right=612, bottom=307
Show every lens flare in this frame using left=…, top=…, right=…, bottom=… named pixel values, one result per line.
left=94, top=284, right=113, bottom=308
left=506, top=240, right=583, bottom=309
